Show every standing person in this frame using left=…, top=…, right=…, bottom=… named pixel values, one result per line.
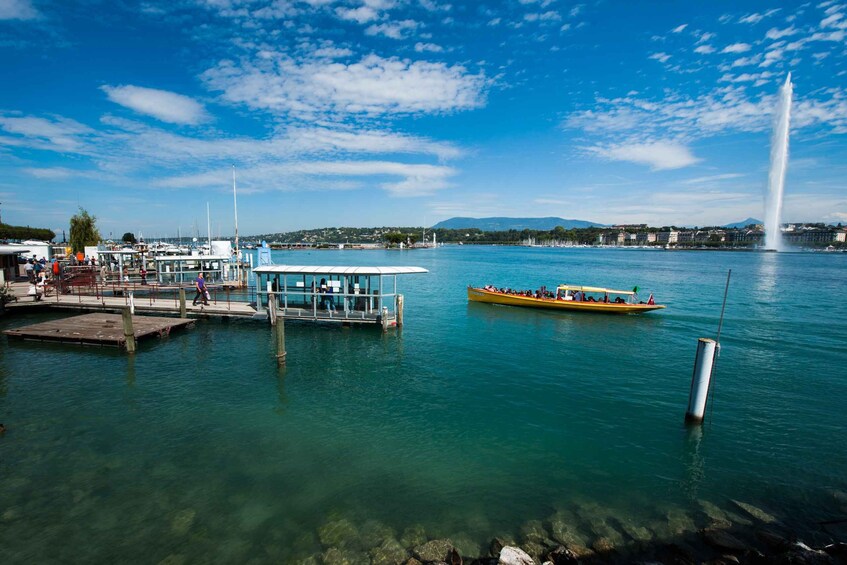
left=51, top=258, right=62, bottom=294
left=25, top=259, right=35, bottom=283
left=140, top=266, right=147, bottom=285
left=193, top=272, right=208, bottom=306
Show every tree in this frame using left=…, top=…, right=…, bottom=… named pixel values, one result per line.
left=122, top=232, right=137, bottom=244
left=69, top=208, right=101, bottom=253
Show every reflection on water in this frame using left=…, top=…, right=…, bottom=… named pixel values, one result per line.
left=754, top=251, right=779, bottom=298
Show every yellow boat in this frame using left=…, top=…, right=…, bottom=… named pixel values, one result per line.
left=467, top=284, right=666, bottom=314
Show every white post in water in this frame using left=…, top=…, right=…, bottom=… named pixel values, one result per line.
left=686, top=270, right=731, bottom=424
left=686, top=338, right=717, bottom=424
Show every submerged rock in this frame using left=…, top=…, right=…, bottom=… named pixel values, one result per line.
left=701, top=528, right=748, bottom=552
left=520, top=520, right=549, bottom=544
left=318, top=518, right=359, bottom=548
left=170, top=508, right=196, bottom=536
left=401, top=525, right=427, bottom=549
left=321, top=547, right=368, bottom=565
left=731, top=500, right=778, bottom=524
left=413, top=539, right=454, bottom=563
left=449, top=533, right=480, bottom=558
left=665, top=507, right=696, bottom=536
left=369, top=538, right=407, bottom=565
left=548, top=513, right=587, bottom=549
left=360, top=520, right=396, bottom=548
left=498, top=546, right=534, bottom=565
left=157, top=554, right=186, bottom=565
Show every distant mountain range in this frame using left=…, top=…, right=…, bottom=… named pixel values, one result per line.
left=432, top=217, right=604, bottom=231
left=723, top=218, right=763, bottom=229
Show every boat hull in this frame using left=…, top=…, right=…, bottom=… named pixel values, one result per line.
left=467, top=287, right=666, bottom=314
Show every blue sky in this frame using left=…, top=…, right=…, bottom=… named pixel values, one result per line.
left=1, top=0, right=846, bottom=238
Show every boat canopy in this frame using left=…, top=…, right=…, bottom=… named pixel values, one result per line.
left=254, top=265, right=428, bottom=275
left=557, top=285, right=636, bottom=295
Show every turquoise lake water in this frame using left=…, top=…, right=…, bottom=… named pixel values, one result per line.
left=1, top=246, right=846, bottom=562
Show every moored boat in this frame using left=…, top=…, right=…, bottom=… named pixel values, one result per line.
left=467, top=284, right=665, bottom=314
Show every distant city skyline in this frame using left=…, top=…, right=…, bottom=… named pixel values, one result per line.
left=1, top=1, right=846, bottom=239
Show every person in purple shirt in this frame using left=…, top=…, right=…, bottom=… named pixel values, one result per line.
left=193, top=272, right=209, bottom=306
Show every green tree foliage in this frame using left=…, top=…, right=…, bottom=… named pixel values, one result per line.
left=69, top=208, right=101, bottom=253
left=0, top=223, right=56, bottom=241
left=122, top=232, right=137, bottom=244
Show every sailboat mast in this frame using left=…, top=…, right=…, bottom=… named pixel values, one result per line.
left=232, top=165, right=240, bottom=284
left=207, top=202, right=212, bottom=254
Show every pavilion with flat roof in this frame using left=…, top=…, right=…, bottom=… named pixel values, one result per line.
left=253, top=265, right=428, bottom=326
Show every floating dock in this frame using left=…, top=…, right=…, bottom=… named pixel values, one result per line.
left=3, top=313, right=194, bottom=347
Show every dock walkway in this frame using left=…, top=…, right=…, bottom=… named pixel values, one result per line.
left=3, top=313, right=195, bottom=347
left=2, top=281, right=258, bottom=319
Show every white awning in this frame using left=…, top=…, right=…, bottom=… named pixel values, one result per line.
left=254, top=265, right=428, bottom=276
left=0, top=245, right=31, bottom=254
left=153, top=255, right=231, bottom=261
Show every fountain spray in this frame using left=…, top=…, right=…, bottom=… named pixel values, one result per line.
left=764, top=73, right=793, bottom=251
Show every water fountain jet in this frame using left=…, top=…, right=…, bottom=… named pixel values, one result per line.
left=764, top=73, right=793, bottom=251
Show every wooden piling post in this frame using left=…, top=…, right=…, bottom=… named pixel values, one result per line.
left=396, top=294, right=404, bottom=328
left=268, top=293, right=277, bottom=326
left=121, top=307, right=136, bottom=353
left=381, top=306, right=389, bottom=333
left=275, top=319, right=286, bottom=366
left=179, top=288, right=187, bottom=318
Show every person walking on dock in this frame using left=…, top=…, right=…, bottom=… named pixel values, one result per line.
left=193, top=272, right=209, bottom=306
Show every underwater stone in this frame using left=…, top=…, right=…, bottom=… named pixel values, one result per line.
left=413, top=539, right=454, bottom=562
left=400, top=525, right=427, bottom=549
left=157, top=555, right=187, bottom=565
left=321, top=547, right=368, bottom=565
left=360, top=520, right=395, bottom=548
left=170, top=509, right=196, bottom=536
left=665, top=507, right=696, bottom=536
left=449, top=533, right=480, bottom=558
left=369, top=538, right=407, bottom=565
left=701, top=528, right=748, bottom=552
left=318, top=518, right=359, bottom=548
left=731, top=500, right=778, bottom=524
left=520, top=520, right=548, bottom=544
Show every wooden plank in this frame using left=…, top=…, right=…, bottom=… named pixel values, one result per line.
left=3, top=313, right=194, bottom=347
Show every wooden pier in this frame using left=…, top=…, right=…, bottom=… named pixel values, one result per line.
left=3, top=313, right=195, bottom=347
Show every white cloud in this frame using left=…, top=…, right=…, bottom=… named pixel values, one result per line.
left=157, top=160, right=457, bottom=197
left=0, top=0, right=39, bottom=20
left=202, top=52, right=488, bottom=118
left=0, top=115, right=94, bottom=152
left=524, top=11, right=561, bottom=23
left=487, top=17, right=501, bottom=26
left=682, top=173, right=745, bottom=184
left=695, top=45, right=715, bottom=54
left=649, top=52, right=671, bottom=63
left=739, top=9, right=780, bottom=24
left=588, top=140, right=701, bottom=170
left=365, top=19, right=419, bottom=39
left=335, top=6, right=379, bottom=23
left=766, top=26, right=797, bottom=40
left=721, top=43, right=752, bottom=53
left=697, top=32, right=715, bottom=43
left=672, top=24, right=688, bottom=33
left=101, top=85, right=209, bottom=125
left=414, top=42, right=443, bottom=53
